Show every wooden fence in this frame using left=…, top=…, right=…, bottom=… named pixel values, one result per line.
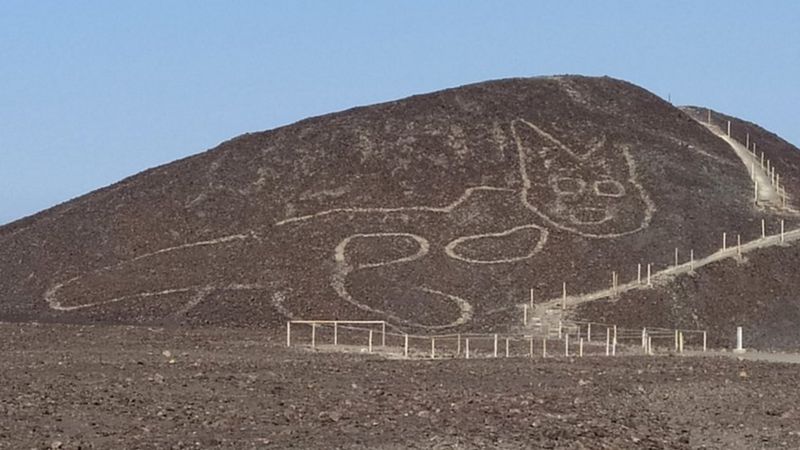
left=285, top=320, right=707, bottom=359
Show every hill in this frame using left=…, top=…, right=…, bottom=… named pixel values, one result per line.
left=1, top=75, right=798, bottom=341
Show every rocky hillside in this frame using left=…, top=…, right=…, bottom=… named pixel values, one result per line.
left=1, top=76, right=798, bottom=336
left=572, top=106, right=800, bottom=351
left=576, top=241, right=800, bottom=351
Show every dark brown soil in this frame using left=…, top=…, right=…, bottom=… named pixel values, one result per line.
left=2, top=322, right=799, bottom=449
left=1, top=76, right=799, bottom=338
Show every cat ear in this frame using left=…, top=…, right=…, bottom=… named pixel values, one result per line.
left=511, top=119, right=581, bottom=180
left=590, top=138, right=636, bottom=182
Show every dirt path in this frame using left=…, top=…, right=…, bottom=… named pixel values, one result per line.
left=531, top=226, right=800, bottom=324
left=700, top=121, right=792, bottom=209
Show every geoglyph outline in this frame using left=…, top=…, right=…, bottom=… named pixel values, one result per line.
left=43, top=117, right=656, bottom=331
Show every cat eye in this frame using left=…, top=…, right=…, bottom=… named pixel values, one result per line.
left=593, top=179, right=626, bottom=197
left=552, top=176, right=586, bottom=195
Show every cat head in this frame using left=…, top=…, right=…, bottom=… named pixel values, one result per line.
left=511, top=119, right=654, bottom=238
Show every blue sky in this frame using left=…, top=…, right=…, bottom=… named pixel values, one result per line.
left=1, top=1, right=798, bottom=225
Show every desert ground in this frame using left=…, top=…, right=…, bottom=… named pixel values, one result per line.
left=2, top=322, right=799, bottom=450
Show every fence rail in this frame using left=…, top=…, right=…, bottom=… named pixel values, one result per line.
left=286, top=319, right=707, bottom=359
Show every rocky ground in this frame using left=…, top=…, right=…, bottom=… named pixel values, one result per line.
left=2, top=322, right=799, bottom=449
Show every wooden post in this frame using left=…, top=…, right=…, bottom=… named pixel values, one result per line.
left=565, top=333, right=569, bottom=357
left=381, top=322, right=386, bottom=347
left=674, top=248, right=679, bottom=267
left=726, top=120, right=731, bottom=136
left=431, top=337, right=435, bottom=359
left=465, top=338, right=470, bottom=359
left=562, top=282, right=567, bottom=309
left=641, top=328, right=646, bottom=350
left=760, top=152, right=764, bottom=168
left=579, top=338, right=584, bottom=357
left=679, top=332, right=684, bottom=353
left=368, top=329, right=373, bottom=353
left=707, top=109, right=711, bottom=124
left=754, top=180, right=759, bottom=205
left=611, top=271, right=615, bottom=293
left=558, top=321, right=563, bottom=339
left=690, top=249, right=694, bottom=271
left=637, top=263, right=642, bottom=284
left=286, top=322, right=291, bottom=347
left=530, top=335, right=534, bottom=358
left=737, top=234, right=742, bottom=260
left=523, top=304, right=528, bottom=326
left=612, top=325, right=617, bottom=356
left=606, top=328, right=610, bottom=356
left=735, top=326, right=745, bottom=353
left=530, top=288, right=534, bottom=308
left=505, top=338, right=510, bottom=358
left=722, top=232, right=727, bottom=250
left=587, top=323, right=592, bottom=342
left=703, top=331, right=707, bottom=352
left=674, top=329, right=679, bottom=351
left=311, top=323, right=316, bottom=348
left=404, top=334, right=409, bottom=358
left=781, top=220, right=785, bottom=243
left=333, top=322, right=338, bottom=346
left=647, top=263, right=652, bottom=286
left=493, top=334, right=498, bottom=358
left=746, top=133, right=750, bottom=148
left=457, top=334, right=461, bottom=356
left=762, top=219, right=766, bottom=239
left=648, top=336, right=653, bottom=355
left=542, top=337, right=547, bottom=358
